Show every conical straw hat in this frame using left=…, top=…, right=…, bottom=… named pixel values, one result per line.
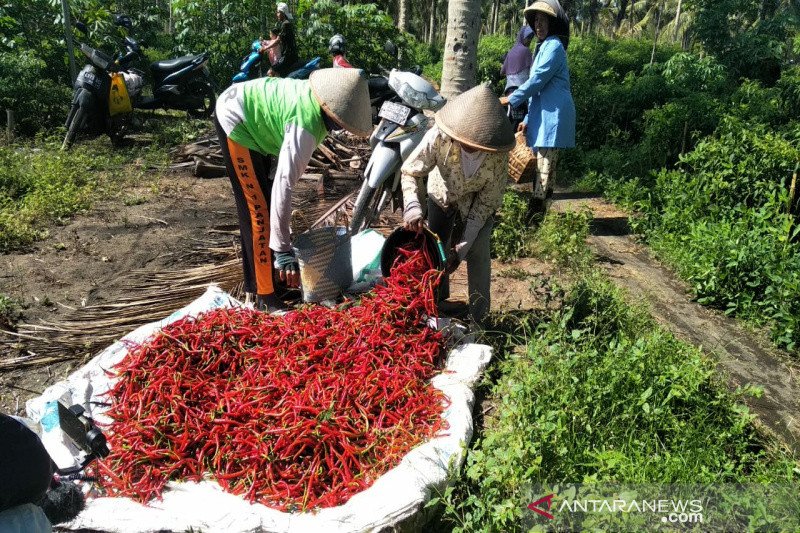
left=309, top=68, right=372, bottom=138
left=525, top=1, right=558, bottom=17
left=434, top=84, right=515, bottom=152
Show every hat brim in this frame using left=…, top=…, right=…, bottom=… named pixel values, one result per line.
left=435, top=115, right=515, bottom=153
left=308, top=71, right=372, bottom=138
left=524, top=2, right=557, bottom=17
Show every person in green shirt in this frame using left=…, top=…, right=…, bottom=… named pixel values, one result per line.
left=214, top=69, right=372, bottom=312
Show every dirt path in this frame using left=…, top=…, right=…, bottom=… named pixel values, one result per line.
left=551, top=190, right=800, bottom=454
left=0, top=163, right=557, bottom=417
left=0, top=173, right=238, bottom=414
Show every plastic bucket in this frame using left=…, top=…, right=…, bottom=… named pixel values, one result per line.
left=293, top=226, right=353, bottom=303
left=380, top=227, right=446, bottom=277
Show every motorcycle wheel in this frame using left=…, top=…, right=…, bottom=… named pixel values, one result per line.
left=349, top=182, right=376, bottom=234
left=62, top=107, right=86, bottom=151
left=108, top=115, right=128, bottom=147
left=187, top=83, right=216, bottom=118
left=349, top=180, right=390, bottom=234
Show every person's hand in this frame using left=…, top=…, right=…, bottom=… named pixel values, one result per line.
left=517, top=122, right=527, bottom=134
left=499, top=96, right=509, bottom=106
left=403, top=200, right=424, bottom=233
left=446, top=243, right=468, bottom=274
left=274, top=250, right=300, bottom=288
left=445, top=250, right=461, bottom=274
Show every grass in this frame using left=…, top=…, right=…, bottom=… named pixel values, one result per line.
left=434, top=211, right=800, bottom=532
left=491, top=191, right=536, bottom=262
left=0, top=293, right=19, bottom=330
left=0, top=113, right=209, bottom=252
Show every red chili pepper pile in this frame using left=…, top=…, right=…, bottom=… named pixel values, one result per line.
left=98, top=242, right=448, bottom=511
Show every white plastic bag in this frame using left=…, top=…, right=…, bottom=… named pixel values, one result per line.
left=27, top=286, right=492, bottom=532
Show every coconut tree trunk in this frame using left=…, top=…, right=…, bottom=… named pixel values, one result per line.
left=440, top=0, right=482, bottom=99
left=629, top=0, right=635, bottom=33
left=428, top=0, right=437, bottom=43
left=398, top=0, right=410, bottom=31
left=650, top=2, right=662, bottom=65
left=672, top=0, right=682, bottom=41
left=615, top=0, right=628, bottom=30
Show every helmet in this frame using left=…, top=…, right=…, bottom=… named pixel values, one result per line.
left=114, top=14, right=133, bottom=30
left=329, top=34, right=346, bottom=56
left=384, top=39, right=398, bottom=60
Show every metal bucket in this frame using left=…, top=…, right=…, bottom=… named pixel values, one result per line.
left=293, top=226, right=352, bottom=303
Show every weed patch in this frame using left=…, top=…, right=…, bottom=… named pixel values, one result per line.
left=491, top=191, right=536, bottom=262
left=436, top=272, right=799, bottom=532
left=0, top=294, right=20, bottom=330
left=532, top=209, right=593, bottom=270
left=0, top=118, right=196, bottom=251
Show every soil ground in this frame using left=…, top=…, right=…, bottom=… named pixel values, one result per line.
left=2, top=173, right=799, bottom=456
left=0, top=172, right=236, bottom=414
left=0, top=168, right=552, bottom=417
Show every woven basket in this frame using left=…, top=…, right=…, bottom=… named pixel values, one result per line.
left=508, top=132, right=536, bottom=184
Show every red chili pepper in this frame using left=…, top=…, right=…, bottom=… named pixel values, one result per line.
left=98, top=236, right=449, bottom=511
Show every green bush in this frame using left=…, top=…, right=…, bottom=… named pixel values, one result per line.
left=639, top=92, right=723, bottom=168
left=729, top=79, right=788, bottom=127
left=477, top=34, right=514, bottom=92
left=423, top=59, right=443, bottom=86
left=491, top=191, right=534, bottom=262
left=439, top=273, right=798, bottom=531
left=776, top=66, right=800, bottom=116
left=297, top=0, right=411, bottom=73
left=0, top=52, right=71, bottom=135
left=171, top=0, right=431, bottom=87
left=661, top=52, right=730, bottom=95
left=631, top=117, right=800, bottom=350
left=533, top=208, right=593, bottom=269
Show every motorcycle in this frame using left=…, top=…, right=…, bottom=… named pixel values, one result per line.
left=232, top=39, right=265, bottom=83
left=0, top=403, right=109, bottom=527
left=232, top=40, right=321, bottom=83
left=134, top=46, right=215, bottom=117
left=62, top=20, right=143, bottom=150
left=349, top=69, right=446, bottom=233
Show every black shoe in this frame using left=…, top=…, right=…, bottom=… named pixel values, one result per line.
left=437, top=299, right=469, bottom=319
left=255, top=294, right=288, bottom=314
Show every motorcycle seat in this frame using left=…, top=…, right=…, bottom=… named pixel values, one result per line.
left=151, top=55, right=202, bottom=72
left=368, top=76, right=389, bottom=92
left=368, top=76, right=391, bottom=99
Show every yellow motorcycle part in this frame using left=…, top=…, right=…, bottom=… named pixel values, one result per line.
left=108, top=73, right=132, bottom=116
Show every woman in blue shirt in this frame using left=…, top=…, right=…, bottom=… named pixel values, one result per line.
left=503, top=0, right=575, bottom=215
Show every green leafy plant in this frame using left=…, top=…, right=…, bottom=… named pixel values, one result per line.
left=532, top=208, right=593, bottom=270
left=436, top=272, right=799, bottom=532
left=491, top=191, right=535, bottom=262
left=0, top=294, right=20, bottom=330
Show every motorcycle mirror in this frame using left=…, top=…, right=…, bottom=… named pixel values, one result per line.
left=73, top=21, right=88, bottom=36
left=114, top=14, right=133, bottom=29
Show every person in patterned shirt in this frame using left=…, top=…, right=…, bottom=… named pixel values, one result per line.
left=400, top=84, right=515, bottom=324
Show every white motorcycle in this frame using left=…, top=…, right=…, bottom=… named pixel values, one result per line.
left=348, top=69, right=446, bottom=233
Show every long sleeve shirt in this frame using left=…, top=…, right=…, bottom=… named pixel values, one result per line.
left=401, top=126, right=508, bottom=257
left=508, top=36, right=576, bottom=149
left=215, top=77, right=327, bottom=252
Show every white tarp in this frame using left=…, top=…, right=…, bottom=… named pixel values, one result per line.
left=27, top=286, right=492, bottom=533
